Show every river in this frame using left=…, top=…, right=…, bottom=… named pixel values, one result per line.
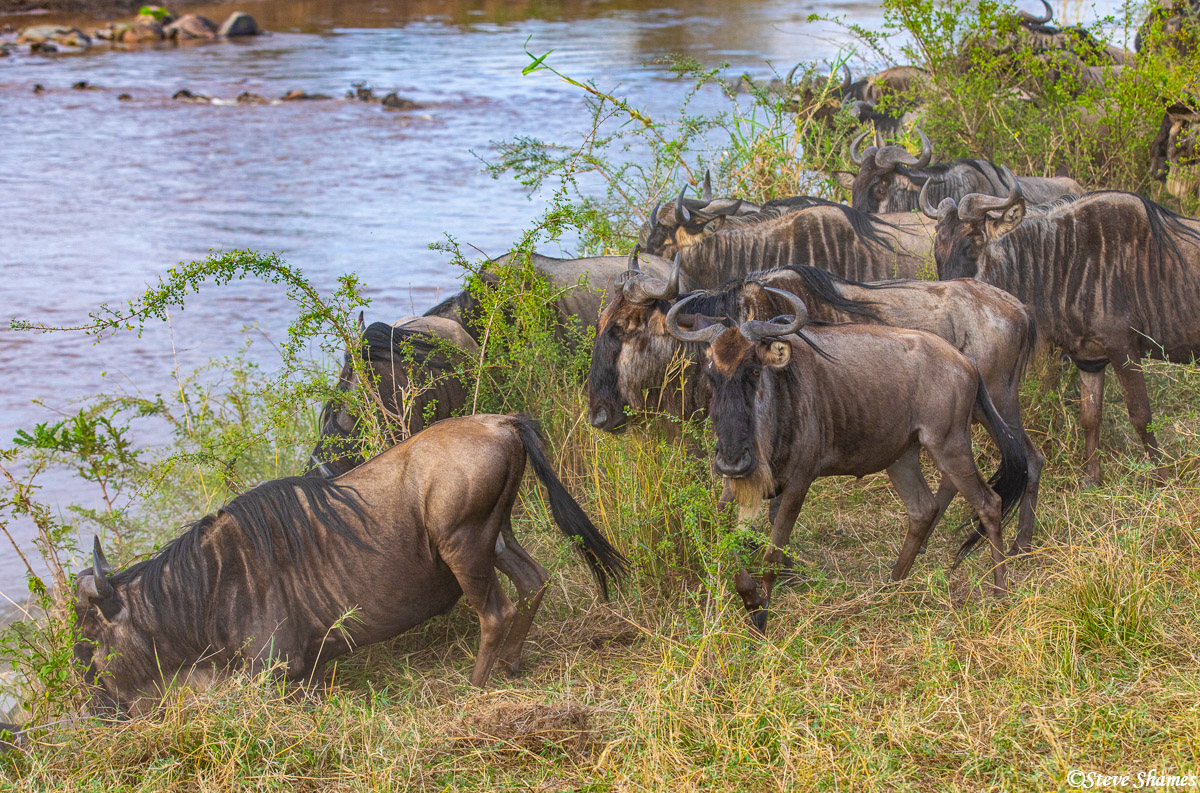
left=0, top=0, right=1129, bottom=597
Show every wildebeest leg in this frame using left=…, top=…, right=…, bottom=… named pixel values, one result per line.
left=1108, top=352, right=1167, bottom=482
left=928, top=429, right=1007, bottom=593
left=918, top=475, right=958, bottom=554
left=452, top=563, right=517, bottom=687
left=1079, top=366, right=1106, bottom=486
left=493, top=531, right=549, bottom=678
left=887, top=446, right=939, bottom=582
left=740, top=480, right=810, bottom=636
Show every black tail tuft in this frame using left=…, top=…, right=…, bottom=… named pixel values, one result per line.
left=514, top=416, right=628, bottom=598
left=954, top=376, right=1029, bottom=565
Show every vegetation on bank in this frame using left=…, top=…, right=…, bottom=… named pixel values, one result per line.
left=3, top=0, right=1200, bottom=789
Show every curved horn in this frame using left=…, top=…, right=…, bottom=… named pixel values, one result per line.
left=1018, top=0, right=1052, bottom=24
left=840, top=63, right=852, bottom=94
left=665, top=292, right=727, bottom=344
left=913, top=127, right=933, bottom=169
left=628, top=243, right=642, bottom=272
left=785, top=62, right=800, bottom=87
left=674, top=185, right=691, bottom=224
left=702, top=169, right=712, bottom=202
left=739, top=288, right=808, bottom=342
left=918, top=179, right=943, bottom=219
left=874, top=127, right=886, bottom=149
left=648, top=200, right=661, bottom=232
left=875, top=144, right=920, bottom=170
left=848, top=130, right=871, bottom=165
left=958, top=166, right=1025, bottom=221
left=643, top=253, right=681, bottom=301
left=83, top=536, right=115, bottom=601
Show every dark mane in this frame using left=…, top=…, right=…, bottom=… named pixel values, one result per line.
left=770, top=266, right=885, bottom=321
left=362, top=322, right=452, bottom=371
left=116, top=477, right=373, bottom=634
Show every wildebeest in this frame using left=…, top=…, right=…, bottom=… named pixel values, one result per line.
left=423, top=251, right=682, bottom=344
left=966, top=0, right=1129, bottom=65
left=841, top=65, right=929, bottom=135
left=587, top=260, right=1042, bottom=552
left=634, top=171, right=761, bottom=249
left=1150, top=103, right=1199, bottom=200
left=639, top=189, right=932, bottom=283
left=741, top=63, right=852, bottom=121
left=73, top=415, right=628, bottom=714
left=662, top=290, right=1028, bottom=633
left=308, top=314, right=480, bottom=478
left=833, top=128, right=1083, bottom=213
left=1136, top=0, right=1200, bottom=55
left=923, top=171, right=1200, bottom=483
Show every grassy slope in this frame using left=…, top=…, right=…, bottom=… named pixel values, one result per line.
left=3, top=355, right=1198, bottom=792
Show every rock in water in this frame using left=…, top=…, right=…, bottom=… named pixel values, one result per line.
left=236, top=91, right=269, bottom=105
left=218, top=12, right=260, bottom=38
left=165, top=15, right=218, bottom=41
left=125, top=15, right=165, bottom=43
left=381, top=92, right=421, bottom=109
left=173, top=89, right=213, bottom=104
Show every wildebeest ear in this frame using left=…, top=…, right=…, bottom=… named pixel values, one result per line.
left=832, top=171, right=856, bottom=190
left=987, top=201, right=1026, bottom=240
left=758, top=340, right=792, bottom=369
left=702, top=216, right=726, bottom=236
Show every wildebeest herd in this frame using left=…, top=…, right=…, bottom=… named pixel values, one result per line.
left=65, top=3, right=1200, bottom=722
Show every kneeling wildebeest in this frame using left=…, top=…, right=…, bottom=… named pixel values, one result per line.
left=588, top=259, right=1041, bottom=552
left=308, top=314, right=480, bottom=477
left=74, top=415, right=628, bottom=715
left=924, top=172, right=1200, bottom=484
left=663, top=290, right=1028, bottom=633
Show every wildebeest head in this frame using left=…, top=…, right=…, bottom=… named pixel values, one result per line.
left=835, top=127, right=933, bottom=212
left=586, top=251, right=683, bottom=432
left=1150, top=103, right=1200, bottom=199
left=664, top=288, right=809, bottom=484
left=309, top=312, right=369, bottom=477
left=641, top=180, right=746, bottom=258
left=73, top=537, right=156, bottom=717
left=922, top=166, right=1027, bottom=280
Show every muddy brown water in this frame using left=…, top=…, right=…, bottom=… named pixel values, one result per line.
left=0, top=0, right=1127, bottom=597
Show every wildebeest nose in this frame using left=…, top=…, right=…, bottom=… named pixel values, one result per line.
left=589, top=407, right=608, bottom=429
left=714, top=450, right=755, bottom=478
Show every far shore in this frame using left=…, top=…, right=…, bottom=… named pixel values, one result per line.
left=0, top=0, right=231, bottom=23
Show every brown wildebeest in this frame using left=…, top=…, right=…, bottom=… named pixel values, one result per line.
left=640, top=188, right=931, bottom=283
left=308, top=314, right=480, bottom=477
left=924, top=171, right=1200, bottom=484
left=832, top=128, right=1082, bottom=214
left=423, top=250, right=682, bottom=344
left=662, top=290, right=1027, bottom=633
left=1150, top=102, right=1200, bottom=201
left=587, top=259, right=1042, bottom=552
left=73, top=415, right=627, bottom=715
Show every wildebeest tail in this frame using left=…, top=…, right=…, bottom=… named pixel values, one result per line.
left=955, top=375, right=1029, bottom=564
left=513, top=416, right=629, bottom=598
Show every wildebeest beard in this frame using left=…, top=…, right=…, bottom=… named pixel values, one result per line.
left=709, top=358, right=781, bottom=514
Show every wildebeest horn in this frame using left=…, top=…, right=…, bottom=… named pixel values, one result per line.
left=702, top=169, right=712, bottom=202
left=665, top=292, right=727, bottom=344
left=874, top=127, right=886, bottom=148
left=357, top=311, right=365, bottom=333
left=840, top=63, right=852, bottom=93
left=649, top=200, right=662, bottom=232
left=739, top=288, right=808, bottom=341
left=875, top=143, right=919, bottom=170
left=79, top=536, right=115, bottom=601
left=1018, top=0, right=1052, bottom=24
left=628, top=244, right=642, bottom=272
left=848, top=130, right=874, bottom=165
left=785, top=62, right=800, bottom=87
left=918, top=179, right=944, bottom=219
left=914, top=127, right=933, bottom=168
left=674, top=185, right=691, bottom=224
left=958, top=166, right=1024, bottom=221
left=623, top=252, right=681, bottom=303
